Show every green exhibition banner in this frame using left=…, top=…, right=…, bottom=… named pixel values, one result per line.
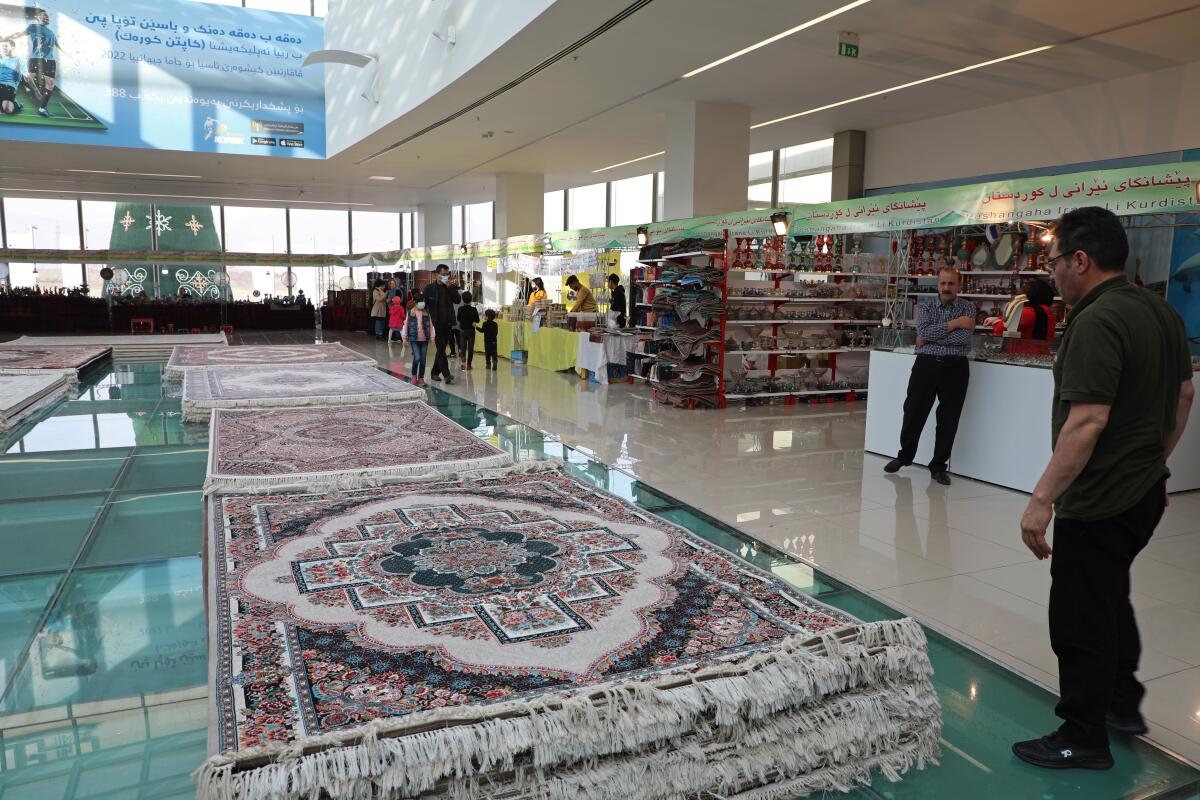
left=789, top=161, right=1200, bottom=235
left=3, top=160, right=1198, bottom=274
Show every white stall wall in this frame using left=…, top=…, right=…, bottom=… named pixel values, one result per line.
left=864, top=60, right=1200, bottom=193
left=864, top=350, right=1200, bottom=494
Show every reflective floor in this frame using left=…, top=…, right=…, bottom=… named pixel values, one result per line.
left=0, top=354, right=1196, bottom=798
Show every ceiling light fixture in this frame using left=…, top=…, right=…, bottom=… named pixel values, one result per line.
left=682, top=0, right=872, bottom=79
left=751, top=45, right=1054, bottom=129
left=636, top=226, right=649, bottom=246
left=368, top=176, right=396, bottom=181
left=0, top=187, right=374, bottom=206
left=67, top=169, right=203, bottom=179
left=592, top=151, right=665, bottom=174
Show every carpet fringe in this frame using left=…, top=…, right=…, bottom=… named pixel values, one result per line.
left=194, top=617, right=938, bottom=800
left=202, top=457, right=562, bottom=496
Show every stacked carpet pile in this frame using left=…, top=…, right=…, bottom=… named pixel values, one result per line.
left=189, top=343, right=940, bottom=799
left=0, top=373, right=70, bottom=433
left=0, top=344, right=111, bottom=384
left=8, top=333, right=227, bottom=362
left=165, top=342, right=375, bottom=382
left=182, top=364, right=424, bottom=423
left=203, top=401, right=514, bottom=493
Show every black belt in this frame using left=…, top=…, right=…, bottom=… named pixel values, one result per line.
left=917, top=353, right=968, bottom=363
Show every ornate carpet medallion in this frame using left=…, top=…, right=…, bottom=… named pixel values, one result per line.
left=201, top=468, right=940, bottom=799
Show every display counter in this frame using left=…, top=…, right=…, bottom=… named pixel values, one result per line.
left=473, top=320, right=578, bottom=372
left=864, top=345, right=1200, bottom=493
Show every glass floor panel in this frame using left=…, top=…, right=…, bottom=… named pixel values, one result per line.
left=0, top=361, right=1193, bottom=799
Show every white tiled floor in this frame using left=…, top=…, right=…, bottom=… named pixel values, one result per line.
left=346, top=335, right=1200, bottom=766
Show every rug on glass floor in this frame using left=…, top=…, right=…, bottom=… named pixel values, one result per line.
left=198, top=465, right=941, bottom=800
left=165, top=343, right=375, bottom=381
left=204, top=401, right=514, bottom=494
left=0, top=373, right=70, bottom=432
left=0, top=345, right=111, bottom=383
left=182, top=364, right=423, bottom=422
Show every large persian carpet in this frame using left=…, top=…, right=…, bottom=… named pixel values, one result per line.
left=166, top=343, right=374, bottom=381
left=182, top=364, right=423, bottom=422
left=198, top=466, right=940, bottom=800
left=0, top=345, right=111, bottom=382
left=8, top=333, right=227, bottom=362
left=0, top=373, right=70, bottom=432
left=205, top=402, right=514, bottom=493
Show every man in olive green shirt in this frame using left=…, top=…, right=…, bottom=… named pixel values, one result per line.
left=1013, top=207, right=1193, bottom=771
left=566, top=275, right=597, bottom=313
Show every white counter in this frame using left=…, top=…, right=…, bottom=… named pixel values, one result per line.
left=864, top=350, right=1200, bottom=494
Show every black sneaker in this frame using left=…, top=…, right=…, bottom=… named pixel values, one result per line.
left=430, top=374, right=442, bottom=382
left=931, top=470, right=952, bottom=486
left=1012, top=733, right=1113, bottom=770
left=883, top=458, right=907, bottom=473
left=1106, top=713, right=1149, bottom=736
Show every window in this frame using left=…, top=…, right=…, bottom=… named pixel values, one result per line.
left=568, top=183, right=606, bottom=230
left=353, top=211, right=400, bottom=252
left=224, top=206, right=287, bottom=252
left=655, top=172, right=665, bottom=222
left=777, top=173, right=832, bottom=205
left=544, top=190, right=565, bottom=232
left=81, top=201, right=117, bottom=249
left=8, top=263, right=75, bottom=290
left=451, top=205, right=463, bottom=246
left=778, top=138, right=833, bottom=205
left=402, top=212, right=417, bottom=249
left=609, top=174, right=653, bottom=227
left=747, top=151, right=773, bottom=210
left=3, top=198, right=80, bottom=248
left=465, top=201, right=493, bottom=243
left=289, top=209, right=348, bottom=254
left=779, top=139, right=833, bottom=177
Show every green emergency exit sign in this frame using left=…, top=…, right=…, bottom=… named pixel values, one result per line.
left=838, top=31, right=860, bottom=58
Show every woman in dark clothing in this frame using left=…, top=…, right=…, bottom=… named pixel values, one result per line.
left=607, top=273, right=626, bottom=328
left=991, top=278, right=1057, bottom=340
left=456, top=291, right=481, bottom=370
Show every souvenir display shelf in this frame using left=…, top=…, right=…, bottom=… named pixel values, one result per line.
left=894, top=227, right=1064, bottom=332
left=632, top=237, right=728, bottom=409
left=722, top=235, right=883, bottom=404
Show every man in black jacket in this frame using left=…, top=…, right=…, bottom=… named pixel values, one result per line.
left=423, top=264, right=460, bottom=384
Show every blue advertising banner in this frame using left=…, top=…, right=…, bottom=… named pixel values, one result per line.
left=0, top=0, right=324, bottom=156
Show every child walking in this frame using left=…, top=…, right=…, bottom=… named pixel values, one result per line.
left=479, top=309, right=499, bottom=371
left=387, top=295, right=407, bottom=357
left=402, top=300, right=434, bottom=386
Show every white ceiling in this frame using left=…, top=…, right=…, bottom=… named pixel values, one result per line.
left=0, top=0, right=1197, bottom=209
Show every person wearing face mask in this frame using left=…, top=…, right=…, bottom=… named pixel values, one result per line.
left=401, top=298, right=434, bottom=387
left=422, top=264, right=460, bottom=384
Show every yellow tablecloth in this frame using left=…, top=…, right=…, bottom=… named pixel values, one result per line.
left=474, top=320, right=578, bottom=372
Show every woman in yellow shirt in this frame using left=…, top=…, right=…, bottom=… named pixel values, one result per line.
left=527, top=277, right=547, bottom=305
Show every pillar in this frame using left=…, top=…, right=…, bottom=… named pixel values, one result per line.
left=831, top=130, right=866, bottom=201
left=417, top=203, right=453, bottom=250
left=494, top=173, right=544, bottom=238
left=663, top=101, right=751, bottom=219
